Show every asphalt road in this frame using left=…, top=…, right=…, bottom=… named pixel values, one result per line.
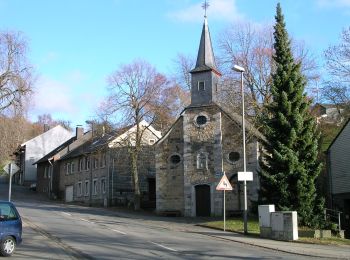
left=1, top=183, right=318, bottom=259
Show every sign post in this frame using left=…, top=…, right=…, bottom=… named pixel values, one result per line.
left=238, top=171, right=253, bottom=234
left=3, top=162, right=20, bottom=202
left=216, top=172, right=233, bottom=231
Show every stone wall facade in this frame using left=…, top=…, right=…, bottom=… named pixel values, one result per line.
left=156, top=104, right=260, bottom=217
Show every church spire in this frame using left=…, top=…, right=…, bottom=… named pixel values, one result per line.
left=190, top=1, right=220, bottom=74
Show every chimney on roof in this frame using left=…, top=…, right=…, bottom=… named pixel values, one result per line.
left=76, top=125, right=84, bottom=139
left=44, top=124, right=50, bottom=132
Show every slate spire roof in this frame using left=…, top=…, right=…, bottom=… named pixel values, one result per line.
left=190, top=17, right=220, bottom=74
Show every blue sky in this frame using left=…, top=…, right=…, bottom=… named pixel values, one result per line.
left=0, top=0, right=349, bottom=128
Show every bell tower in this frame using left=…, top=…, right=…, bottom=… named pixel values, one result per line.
left=190, top=2, right=221, bottom=106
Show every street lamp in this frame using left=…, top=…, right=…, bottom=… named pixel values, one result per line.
left=232, top=64, right=248, bottom=235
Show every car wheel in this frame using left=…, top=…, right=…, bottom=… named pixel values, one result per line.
left=0, top=236, right=16, bottom=257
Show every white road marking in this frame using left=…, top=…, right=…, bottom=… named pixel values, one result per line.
left=61, top=212, right=72, bottom=216
left=110, top=229, right=126, bottom=235
left=151, top=242, right=178, bottom=252
left=80, top=218, right=94, bottom=224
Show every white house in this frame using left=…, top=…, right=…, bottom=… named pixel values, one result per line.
left=14, top=125, right=73, bottom=185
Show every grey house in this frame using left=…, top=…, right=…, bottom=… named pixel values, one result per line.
left=57, top=121, right=161, bottom=208
left=327, top=118, right=350, bottom=236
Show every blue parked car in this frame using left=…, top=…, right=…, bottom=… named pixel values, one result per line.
left=0, top=201, right=22, bottom=257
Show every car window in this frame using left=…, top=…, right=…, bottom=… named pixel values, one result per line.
left=0, top=204, right=18, bottom=221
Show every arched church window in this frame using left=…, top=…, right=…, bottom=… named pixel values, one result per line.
left=169, top=154, right=181, bottom=165
left=227, top=151, right=240, bottom=164
left=197, top=152, right=208, bottom=170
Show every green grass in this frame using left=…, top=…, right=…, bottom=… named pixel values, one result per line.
left=202, top=217, right=260, bottom=234
left=297, top=237, right=350, bottom=246
left=202, top=217, right=350, bottom=245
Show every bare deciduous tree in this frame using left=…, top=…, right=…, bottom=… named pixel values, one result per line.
left=322, top=27, right=350, bottom=119
left=0, top=31, right=33, bottom=113
left=104, top=59, right=167, bottom=210
left=171, top=53, right=195, bottom=92
left=217, top=21, right=319, bottom=119
left=324, top=27, right=350, bottom=85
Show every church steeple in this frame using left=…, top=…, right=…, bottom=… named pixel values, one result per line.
left=190, top=3, right=221, bottom=107
left=190, top=17, right=219, bottom=74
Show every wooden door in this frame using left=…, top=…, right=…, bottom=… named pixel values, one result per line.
left=195, top=185, right=211, bottom=217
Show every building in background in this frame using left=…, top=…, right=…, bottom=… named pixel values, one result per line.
left=13, top=125, right=73, bottom=185
left=327, top=118, right=350, bottom=238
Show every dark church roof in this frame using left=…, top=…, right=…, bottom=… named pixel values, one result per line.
left=190, top=18, right=220, bottom=75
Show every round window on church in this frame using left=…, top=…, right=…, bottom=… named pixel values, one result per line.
left=194, top=114, right=209, bottom=127
left=169, top=154, right=181, bottom=165
left=228, top=151, right=240, bottom=163
left=196, top=115, right=207, bottom=125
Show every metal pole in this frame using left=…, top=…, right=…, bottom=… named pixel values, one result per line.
left=241, top=71, right=248, bottom=235
left=8, top=164, right=12, bottom=202
left=338, top=212, right=341, bottom=231
left=224, top=190, right=226, bottom=232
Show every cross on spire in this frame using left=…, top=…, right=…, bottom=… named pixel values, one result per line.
left=202, top=0, right=209, bottom=18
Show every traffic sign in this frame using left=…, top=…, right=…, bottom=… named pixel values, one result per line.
left=216, top=173, right=233, bottom=191
left=238, top=171, right=253, bottom=181
left=3, top=162, right=19, bottom=176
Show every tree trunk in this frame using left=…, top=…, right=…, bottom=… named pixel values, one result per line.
left=131, top=152, right=141, bottom=210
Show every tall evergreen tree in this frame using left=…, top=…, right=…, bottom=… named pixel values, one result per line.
left=259, top=3, right=323, bottom=226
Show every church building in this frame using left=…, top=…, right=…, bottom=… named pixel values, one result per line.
left=155, top=14, right=263, bottom=217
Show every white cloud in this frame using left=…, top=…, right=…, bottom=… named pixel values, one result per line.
left=316, top=0, right=350, bottom=8
left=168, top=0, right=244, bottom=23
left=31, top=76, right=77, bottom=116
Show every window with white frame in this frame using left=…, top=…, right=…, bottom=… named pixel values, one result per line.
left=84, top=180, right=89, bottom=196
left=93, top=179, right=98, bottom=195
left=66, top=162, right=71, bottom=175
left=79, top=158, right=84, bottom=171
left=100, top=153, right=106, bottom=168
left=93, top=157, right=99, bottom=169
left=85, top=157, right=90, bottom=171
left=71, top=162, right=75, bottom=173
left=101, top=178, right=106, bottom=194
left=198, top=81, right=205, bottom=91
left=77, top=182, right=82, bottom=197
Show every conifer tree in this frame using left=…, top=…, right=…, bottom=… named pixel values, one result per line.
left=259, top=3, right=323, bottom=226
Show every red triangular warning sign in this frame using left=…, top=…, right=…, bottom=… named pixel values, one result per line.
left=216, top=173, right=233, bottom=191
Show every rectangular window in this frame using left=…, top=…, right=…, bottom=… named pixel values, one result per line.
left=198, top=81, right=205, bottom=91
left=66, top=163, right=70, bottom=175
left=84, top=180, right=89, bottom=196
left=93, top=179, right=98, bottom=195
left=79, top=158, right=84, bottom=172
left=100, top=153, right=106, bottom=168
left=93, top=157, right=99, bottom=169
left=101, top=178, right=106, bottom=194
left=85, top=157, right=90, bottom=171
left=71, top=162, right=75, bottom=173
left=77, top=182, right=82, bottom=197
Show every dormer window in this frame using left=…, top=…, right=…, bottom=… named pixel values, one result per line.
left=198, top=81, right=205, bottom=91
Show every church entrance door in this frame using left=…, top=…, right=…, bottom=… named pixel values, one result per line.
left=195, top=185, right=211, bottom=217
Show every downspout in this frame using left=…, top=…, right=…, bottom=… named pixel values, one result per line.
left=48, top=158, right=54, bottom=199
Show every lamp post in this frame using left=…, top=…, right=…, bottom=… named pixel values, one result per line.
left=232, top=64, right=248, bottom=235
